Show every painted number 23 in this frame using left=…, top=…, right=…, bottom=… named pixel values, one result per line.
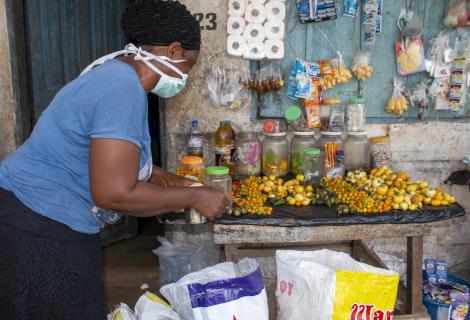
left=193, top=12, right=217, bottom=30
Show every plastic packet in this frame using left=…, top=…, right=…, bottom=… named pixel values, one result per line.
left=207, top=63, right=249, bottom=109
left=343, top=0, right=360, bottom=18
left=322, top=51, right=352, bottom=89
left=297, top=0, right=337, bottom=24
left=395, top=38, right=426, bottom=76
left=108, top=303, right=136, bottom=320
left=386, top=78, right=409, bottom=117
left=426, top=32, right=453, bottom=78
left=243, top=63, right=284, bottom=94
left=410, top=81, right=430, bottom=120
left=304, top=99, right=321, bottom=129
left=443, top=0, right=470, bottom=28
left=352, top=51, right=373, bottom=81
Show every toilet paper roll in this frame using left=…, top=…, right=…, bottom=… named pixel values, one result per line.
left=245, top=3, right=267, bottom=24
left=264, top=39, right=284, bottom=59
left=228, top=0, right=247, bottom=17
left=243, top=23, right=266, bottom=43
left=263, top=20, right=285, bottom=40
left=265, top=1, right=285, bottom=21
left=227, top=16, right=246, bottom=35
left=249, top=0, right=266, bottom=4
left=227, top=35, right=246, bottom=57
left=243, top=42, right=266, bottom=60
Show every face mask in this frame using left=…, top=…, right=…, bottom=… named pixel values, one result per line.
left=80, top=43, right=189, bottom=98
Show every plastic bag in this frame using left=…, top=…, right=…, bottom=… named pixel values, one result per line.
left=396, top=38, right=426, bottom=76
left=135, top=291, right=180, bottom=320
left=160, top=258, right=269, bottom=320
left=352, top=51, right=373, bottom=81
left=443, top=0, right=470, bottom=28
left=276, top=249, right=399, bottom=320
left=386, top=78, right=409, bottom=117
left=426, top=32, right=453, bottom=78
left=152, top=236, right=219, bottom=288
left=108, top=303, right=136, bottom=320
left=410, top=81, right=430, bottom=120
left=206, top=63, right=249, bottom=110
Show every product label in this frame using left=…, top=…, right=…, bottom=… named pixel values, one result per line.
left=188, top=137, right=203, bottom=148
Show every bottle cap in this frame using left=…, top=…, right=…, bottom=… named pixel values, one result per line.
left=285, top=105, right=302, bottom=121
left=206, top=166, right=229, bottom=175
left=304, top=148, right=321, bottom=155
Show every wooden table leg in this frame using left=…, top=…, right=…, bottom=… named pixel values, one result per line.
left=352, top=240, right=362, bottom=261
left=224, top=244, right=240, bottom=262
left=406, top=236, right=423, bottom=314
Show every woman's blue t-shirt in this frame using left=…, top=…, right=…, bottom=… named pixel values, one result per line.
left=0, top=60, right=152, bottom=234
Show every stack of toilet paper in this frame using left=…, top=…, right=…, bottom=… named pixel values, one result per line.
left=227, top=0, right=285, bottom=60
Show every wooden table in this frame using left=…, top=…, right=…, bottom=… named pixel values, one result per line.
left=213, top=223, right=433, bottom=319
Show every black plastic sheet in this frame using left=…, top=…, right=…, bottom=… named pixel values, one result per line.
left=164, top=204, right=465, bottom=227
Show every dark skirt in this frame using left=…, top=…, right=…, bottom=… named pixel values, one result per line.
left=0, top=188, right=107, bottom=320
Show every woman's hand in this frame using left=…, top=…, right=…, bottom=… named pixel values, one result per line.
left=191, top=186, right=229, bottom=220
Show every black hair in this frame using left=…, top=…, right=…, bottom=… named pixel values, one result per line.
left=121, top=0, right=201, bottom=50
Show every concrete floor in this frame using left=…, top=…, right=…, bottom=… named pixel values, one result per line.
left=103, top=218, right=163, bottom=312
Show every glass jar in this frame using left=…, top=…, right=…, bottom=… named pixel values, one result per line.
left=344, top=131, right=371, bottom=171
left=318, top=131, right=344, bottom=177
left=262, top=132, right=289, bottom=177
left=347, top=98, right=366, bottom=132
left=176, top=156, right=205, bottom=182
left=329, top=104, right=345, bottom=132
left=303, top=148, right=323, bottom=181
left=290, top=131, right=317, bottom=175
left=236, top=132, right=262, bottom=178
left=205, top=166, right=232, bottom=208
left=285, top=105, right=307, bottom=131
left=320, top=99, right=343, bottom=131
left=369, top=136, right=391, bottom=168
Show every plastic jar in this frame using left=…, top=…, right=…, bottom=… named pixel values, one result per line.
left=262, top=132, right=289, bottom=177
left=303, top=148, right=323, bottom=181
left=369, top=136, right=392, bottom=168
left=318, top=131, right=344, bottom=177
left=285, top=105, right=307, bottom=131
left=290, top=131, right=317, bottom=175
left=344, top=131, right=371, bottom=171
left=176, top=156, right=205, bottom=181
left=205, top=166, right=232, bottom=208
left=320, top=99, right=343, bottom=131
left=347, top=98, right=366, bottom=132
left=236, top=132, right=262, bottom=178
left=329, top=104, right=345, bottom=132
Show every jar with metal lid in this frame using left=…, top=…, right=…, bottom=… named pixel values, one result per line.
left=236, top=132, right=262, bottom=178
left=205, top=166, right=232, bottom=208
left=290, top=131, right=317, bottom=175
left=347, top=98, right=366, bottom=132
left=318, top=131, right=344, bottom=177
left=262, top=132, right=289, bottom=177
left=176, top=156, right=205, bottom=182
left=369, top=136, right=391, bottom=168
left=285, top=105, right=307, bottom=131
left=303, top=148, right=323, bottom=181
left=344, top=131, right=371, bottom=171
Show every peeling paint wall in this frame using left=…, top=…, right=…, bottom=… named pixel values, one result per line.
left=0, top=0, right=18, bottom=160
left=165, top=1, right=470, bottom=269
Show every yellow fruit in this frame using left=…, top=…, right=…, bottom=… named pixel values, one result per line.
left=397, top=173, right=409, bottom=181
left=392, top=203, right=400, bottom=210
left=441, top=200, right=449, bottom=206
left=296, top=174, right=305, bottom=182
left=423, top=197, right=432, bottom=205
left=409, top=204, right=418, bottom=211
left=406, top=184, right=418, bottom=193
left=294, top=185, right=305, bottom=194
left=449, top=196, right=456, bottom=204
left=258, top=184, right=265, bottom=192
left=393, top=195, right=404, bottom=204
left=287, top=197, right=295, bottom=206
left=419, top=182, right=429, bottom=189
left=426, top=189, right=437, bottom=198
left=412, top=194, right=424, bottom=204
left=431, top=200, right=441, bottom=206
left=306, top=186, right=313, bottom=192
left=399, top=202, right=409, bottom=210
left=294, top=194, right=305, bottom=202
left=263, top=186, right=272, bottom=193
left=434, top=193, right=444, bottom=201
left=301, top=199, right=311, bottom=206
left=444, top=193, right=452, bottom=201
left=376, top=185, right=389, bottom=196
left=268, top=175, right=276, bottom=181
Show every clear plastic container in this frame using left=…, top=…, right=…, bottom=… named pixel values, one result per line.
left=285, top=105, right=307, bottom=131
left=347, top=98, right=366, bottom=132
left=205, top=166, right=232, bottom=208
left=318, top=131, right=344, bottom=177
left=303, top=148, right=323, bottom=181
left=236, top=132, right=262, bottom=178
left=344, top=131, right=371, bottom=171
left=329, top=104, right=345, bottom=132
left=262, top=132, right=289, bottom=177
left=369, top=136, right=392, bottom=168
left=176, top=156, right=205, bottom=182
left=290, top=131, right=317, bottom=175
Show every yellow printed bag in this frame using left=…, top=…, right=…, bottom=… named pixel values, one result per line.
left=276, top=249, right=399, bottom=320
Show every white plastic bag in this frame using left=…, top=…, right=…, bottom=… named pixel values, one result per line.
left=108, top=303, right=136, bottom=320
left=160, top=258, right=269, bottom=320
left=134, top=291, right=180, bottom=320
left=276, top=249, right=399, bottom=320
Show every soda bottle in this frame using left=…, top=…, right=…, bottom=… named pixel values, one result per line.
left=187, top=119, right=204, bottom=158
left=215, top=120, right=236, bottom=178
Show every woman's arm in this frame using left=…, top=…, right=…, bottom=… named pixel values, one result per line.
left=149, top=165, right=193, bottom=187
left=89, top=139, right=228, bottom=219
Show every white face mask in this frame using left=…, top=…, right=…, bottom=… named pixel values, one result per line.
left=80, top=43, right=189, bottom=98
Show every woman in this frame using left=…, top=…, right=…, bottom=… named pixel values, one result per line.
left=0, top=1, right=228, bottom=319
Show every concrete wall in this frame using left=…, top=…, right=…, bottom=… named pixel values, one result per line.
left=0, top=0, right=18, bottom=159
left=166, top=1, right=470, bottom=269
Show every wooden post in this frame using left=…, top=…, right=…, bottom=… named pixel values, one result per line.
left=351, top=240, right=362, bottom=261
left=406, top=236, right=423, bottom=314
left=224, top=244, right=240, bottom=262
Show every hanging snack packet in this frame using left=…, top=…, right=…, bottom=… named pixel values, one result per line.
left=297, top=0, right=337, bottom=24
left=396, top=38, right=426, bottom=76
left=386, top=77, right=409, bottom=117
left=448, top=54, right=468, bottom=112
left=304, top=99, right=321, bottom=129
left=352, top=51, right=373, bottom=81
left=343, top=0, right=359, bottom=18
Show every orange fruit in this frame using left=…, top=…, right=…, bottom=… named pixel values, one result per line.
left=431, top=200, right=441, bottom=206
left=397, top=173, right=409, bottom=181
left=434, top=193, right=444, bottom=201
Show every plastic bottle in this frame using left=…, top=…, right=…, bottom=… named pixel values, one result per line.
left=215, top=120, right=236, bottom=178
left=187, top=119, right=204, bottom=158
